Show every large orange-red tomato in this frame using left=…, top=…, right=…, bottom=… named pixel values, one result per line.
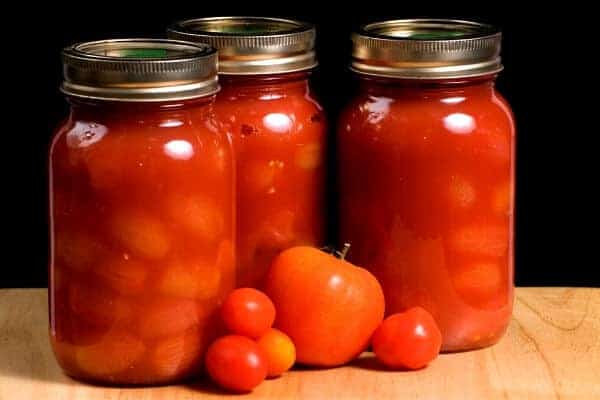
left=264, top=246, right=385, bottom=367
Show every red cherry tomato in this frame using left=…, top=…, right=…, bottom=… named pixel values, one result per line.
left=205, top=335, right=268, bottom=393
left=372, top=307, right=442, bottom=370
left=221, top=288, right=276, bottom=338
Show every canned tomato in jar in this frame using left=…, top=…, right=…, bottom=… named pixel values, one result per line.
left=169, top=18, right=327, bottom=288
left=49, top=39, right=235, bottom=384
left=337, top=20, right=515, bottom=351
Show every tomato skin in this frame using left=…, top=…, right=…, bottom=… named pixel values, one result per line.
left=221, top=288, right=276, bottom=339
left=257, top=328, right=296, bottom=377
left=205, top=335, right=268, bottom=393
left=372, top=307, right=442, bottom=370
left=264, top=246, right=385, bottom=367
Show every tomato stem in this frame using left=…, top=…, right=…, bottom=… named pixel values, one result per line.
left=337, top=243, right=351, bottom=260
left=321, top=243, right=351, bottom=259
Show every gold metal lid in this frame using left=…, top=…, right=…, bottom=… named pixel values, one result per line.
left=351, top=19, right=503, bottom=79
left=167, top=17, right=317, bottom=75
left=61, top=39, right=219, bottom=102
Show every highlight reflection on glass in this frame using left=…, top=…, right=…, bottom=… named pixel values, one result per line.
left=441, top=96, right=466, bottom=105
left=159, top=119, right=184, bottom=128
left=366, top=96, right=393, bottom=124
left=164, top=140, right=194, bottom=160
left=66, top=121, right=107, bottom=148
left=443, top=113, right=476, bottom=135
left=263, top=113, right=293, bottom=133
left=259, top=93, right=283, bottom=100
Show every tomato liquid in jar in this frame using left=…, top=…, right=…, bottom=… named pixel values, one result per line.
left=49, top=40, right=235, bottom=384
left=338, top=20, right=515, bottom=351
left=169, top=18, right=327, bottom=288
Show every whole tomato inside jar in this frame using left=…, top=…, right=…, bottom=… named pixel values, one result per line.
left=338, top=20, right=515, bottom=351
left=169, top=18, right=327, bottom=288
left=49, top=39, right=235, bottom=384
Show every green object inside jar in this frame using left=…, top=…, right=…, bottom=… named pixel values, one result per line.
left=409, top=30, right=468, bottom=39
left=113, top=48, right=170, bottom=58
left=202, top=22, right=292, bottom=34
left=387, top=29, right=472, bottom=39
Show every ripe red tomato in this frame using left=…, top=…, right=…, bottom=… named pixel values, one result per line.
left=264, top=246, right=385, bottom=367
left=372, top=307, right=442, bottom=370
left=221, top=288, right=276, bottom=338
left=205, top=335, right=268, bottom=392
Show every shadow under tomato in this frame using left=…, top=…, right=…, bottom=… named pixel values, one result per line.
left=186, top=380, right=230, bottom=395
left=186, top=377, right=257, bottom=396
left=281, top=352, right=423, bottom=373
left=348, top=353, right=426, bottom=373
left=291, top=363, right=345, bottom=372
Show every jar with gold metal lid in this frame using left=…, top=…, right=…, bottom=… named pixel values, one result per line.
left=338, top=20, right=515, bottom=351
left=169, top=17, right=327, bottom=288
left=49, top=39, right=235, bottom=384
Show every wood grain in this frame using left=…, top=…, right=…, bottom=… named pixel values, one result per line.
left=0, top=288, right=598, bottom=400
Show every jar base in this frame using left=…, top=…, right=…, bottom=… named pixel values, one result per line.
left=60, top=369, right=201, bottom=387
left=440, top=323, right=510, bottom=353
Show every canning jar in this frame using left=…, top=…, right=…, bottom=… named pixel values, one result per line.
left=49, top=39, right=235, bottom=384
left=169, top=18, right=327, bottom=288
left=338, top=20, right=515, bottom=351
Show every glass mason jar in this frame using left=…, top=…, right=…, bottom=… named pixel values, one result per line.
left=338, top=20, right=515, bottom=351
left=49, top=39, right=235, bottom=384
left=169, top=18, right=327, bottom=288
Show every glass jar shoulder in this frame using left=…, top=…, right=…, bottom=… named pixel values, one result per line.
left=50, top=101, right=232, bottom=195
left=215, top=84, right=327, bottom=143
left=339, top=84, right=515, bottom=141
left=52, top=102, right=228, bottom=161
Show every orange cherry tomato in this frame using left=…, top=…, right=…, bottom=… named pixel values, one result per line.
left=221, top=288, right=276, bottom=339
left=372, top=307, right=442, bottom=370
left=264, top=246, right=385, bottom=367
left=256, top=328, right=296, bottom=377
left=205, top=335, right=267, bottom=393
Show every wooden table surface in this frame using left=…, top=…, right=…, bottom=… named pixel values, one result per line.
left=0, top=288, right=598, bottom=400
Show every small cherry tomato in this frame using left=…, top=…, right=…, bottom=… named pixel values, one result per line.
left=372, top=307, right=442, bottom=370
left=221, top=288, right=276, bottom=338
left=205, top=335, right=267, bottom=393
left=257, top=328, right=296, bottom=377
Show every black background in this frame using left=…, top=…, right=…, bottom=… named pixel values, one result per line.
left=2, top=2, right=595, bottom=288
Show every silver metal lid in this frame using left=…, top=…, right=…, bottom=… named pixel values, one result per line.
left=167, top=17, right=317, bottom=75
left=61, top=39, right=219, bottom=102
left=351, top=19, right=503, bottom=79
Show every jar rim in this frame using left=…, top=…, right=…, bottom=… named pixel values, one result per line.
left=167, top=17, right=317, bottom=75
left=351, top=19, right=503, bottom=80
left=61, top=38, right=220, bottom=102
